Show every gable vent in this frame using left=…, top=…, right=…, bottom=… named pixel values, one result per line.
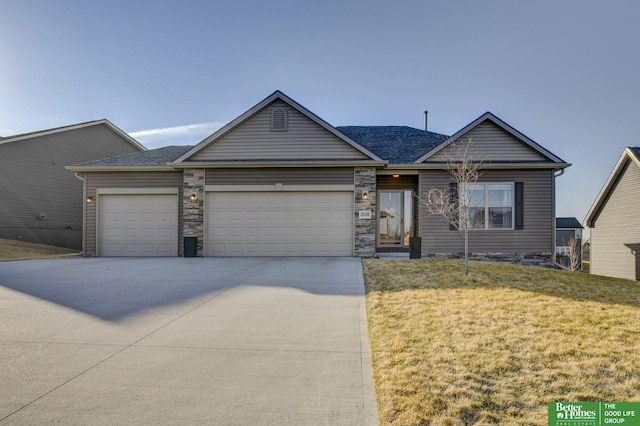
left=271, top=107, right=288, bottom=132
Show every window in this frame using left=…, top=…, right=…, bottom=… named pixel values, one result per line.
left=462, top=183, right=514, bottom=230
left=271, top=107, right=288, bottom=131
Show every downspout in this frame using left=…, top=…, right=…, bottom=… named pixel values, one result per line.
left=553, top=168, right=566, bottom=269
left=73, top=172, right=87, bottom=256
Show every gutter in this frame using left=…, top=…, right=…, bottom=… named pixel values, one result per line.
left=73, top=172, right=87, bottom=256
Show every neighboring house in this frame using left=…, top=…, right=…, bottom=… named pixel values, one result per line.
left=0, top=120, right=146, bottom=249
left=584, top=147, right=640, bottom=280
left=555, top=217, right=583, bottom=270
left=67, top=91, right=570, bottom=261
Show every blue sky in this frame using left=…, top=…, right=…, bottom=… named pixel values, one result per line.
left=1, top=0, right=639, bottom=225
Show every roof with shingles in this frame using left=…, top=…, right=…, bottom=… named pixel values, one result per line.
left=336, top=126, right=449, bottom=163
left=556, top=217, right=583, bottom=229
left=76, top=145, right=193, bottom=167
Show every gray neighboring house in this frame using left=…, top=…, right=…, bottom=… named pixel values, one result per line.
left=584, top=147, right=640, bottom=280
left=0, top=120, right=145, bottom=249
left=67, top=90, right=570, bottom=261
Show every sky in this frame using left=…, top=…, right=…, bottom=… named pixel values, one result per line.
left=1, top=0, right=639, bottom=226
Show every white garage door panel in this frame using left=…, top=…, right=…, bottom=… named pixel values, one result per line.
left=207, top=192, right=353, bottom=256
left=100, top=194, right=178, bottom=256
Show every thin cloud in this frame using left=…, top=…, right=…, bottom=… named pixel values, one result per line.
left=129, top=121, right=226, bottom=149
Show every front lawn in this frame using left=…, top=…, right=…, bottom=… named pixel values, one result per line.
left=0, top=238, right=78, bottom=261
left=363, top=259, right=640, bottom=425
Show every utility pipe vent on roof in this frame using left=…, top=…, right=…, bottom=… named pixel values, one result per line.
left=271, top=107, right=288, bottom=132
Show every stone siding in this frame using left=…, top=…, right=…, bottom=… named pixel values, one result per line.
left=422, top=252, right=554, bottom=267
left=182, top=168, right=205, bottom=256
left=354, top=167, right=376, bottom=257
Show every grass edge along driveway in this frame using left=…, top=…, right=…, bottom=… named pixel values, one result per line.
left=363, top=259, right=640, bottom=425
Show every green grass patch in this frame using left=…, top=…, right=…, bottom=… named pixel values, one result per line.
left=364, top=259, right=640, bottom=425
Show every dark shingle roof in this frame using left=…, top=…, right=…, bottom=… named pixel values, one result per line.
left=630, top=147, right=640, bottom=159
left=336, top=126, right=449, bottom=163
left=76, top=145, right=193, bottom=167
left=556, top=217, right=583, bottom=229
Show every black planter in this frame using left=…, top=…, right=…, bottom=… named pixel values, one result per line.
left=409, top=236, right=422, bottom=259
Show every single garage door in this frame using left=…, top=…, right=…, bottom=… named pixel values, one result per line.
left=206, top=192, right=353, bottom=256
left=99, top=194, right=178, bottom=256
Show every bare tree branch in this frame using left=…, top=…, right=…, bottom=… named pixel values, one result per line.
left=417, top=138, right=485, bottom=275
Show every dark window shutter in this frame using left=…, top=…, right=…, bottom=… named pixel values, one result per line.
left=449, top=182, right=458, bottom=231
left=515, top=182, right=524, bottom=230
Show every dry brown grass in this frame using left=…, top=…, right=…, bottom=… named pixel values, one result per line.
left=364, top=259, right=640, bottom=425
left=0, top=238, right=78, bottom=261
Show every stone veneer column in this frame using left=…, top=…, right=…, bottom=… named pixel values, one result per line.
left=182, top=168, right=205, bottom=256
left=354, top=167, right=376, bottom=258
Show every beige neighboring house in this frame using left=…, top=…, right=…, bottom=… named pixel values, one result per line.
left=67, top=90, right=570, bottom=262
left=584, top=147, right=640, bottom=280
left=0, top=120, right=145, bottom=249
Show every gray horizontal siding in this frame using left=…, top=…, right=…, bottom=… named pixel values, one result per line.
left=0, top=123, right=142, bottom=249
left=206, top=167, right=354, bottom=186
left=418, top=169, right=554, bottom=255
left=426, top=121, right=547, bottom=163
left=192, top=100, right=368, bottom=161
left=590, top=160, right=640, bottom=280
left=84, top=171, right=183, bottom=256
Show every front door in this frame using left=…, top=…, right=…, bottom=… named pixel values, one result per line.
left=377, top=190, right=413, bottom=248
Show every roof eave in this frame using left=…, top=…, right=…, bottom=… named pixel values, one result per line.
left=168, top=160, right=388, bottom=169
left=65, top=165, right=177, bottom=172
left=0, top=119, right=147, bottom=152
left=584, top=148, right=640, bottom=227
left=390, top=162, right=571, bottom=170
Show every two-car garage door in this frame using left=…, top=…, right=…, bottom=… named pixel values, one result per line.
left=206, top=192, right=353, bottom=256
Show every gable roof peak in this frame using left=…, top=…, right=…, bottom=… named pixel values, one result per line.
left=584, top=146, right=640, bottom=227
left=174, top=90, right=384, bottom=163
left=0, top=119, right=146, bottom=151
left=413, top=110, right=567, bottom=165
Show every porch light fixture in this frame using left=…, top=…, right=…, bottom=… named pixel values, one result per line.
left=86, top=196, right=94, bottom=203
left=392, top=174, right=400, bottom=178
left=190, top=193, right=198, bottom=202
left=362, top=191, right=369, bottom=200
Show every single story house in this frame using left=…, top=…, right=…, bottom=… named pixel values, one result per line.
left=0, top=120, right=145, bottom=249
left=67, top=91, right=570, bottom=261
left=584, top=147, right=640, bottom=280
left=555, top=217, right=583, bottom=270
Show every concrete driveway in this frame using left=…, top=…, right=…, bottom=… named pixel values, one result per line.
left=0, top=257, right=377, bottom=425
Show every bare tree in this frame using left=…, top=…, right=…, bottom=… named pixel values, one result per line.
left=418, top=139, right=484, bottom=275
left=568, top=237, right=581, bottom=272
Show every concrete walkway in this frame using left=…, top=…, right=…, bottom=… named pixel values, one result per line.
left=0, top=257, right=378, bottom=425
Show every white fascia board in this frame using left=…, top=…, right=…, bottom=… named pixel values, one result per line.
left=173, top=90, right=383, bottom=163
left=387, top=162, right=571, bottom=170
left=97, top=187, right=179, bottom=195
left=65, top=166, right=177, bottom=172
left=168, top=160, right=387, bottom=168
left=205, top=184, right=354, bottom=192
left=584, top=148, right=638, bottom=227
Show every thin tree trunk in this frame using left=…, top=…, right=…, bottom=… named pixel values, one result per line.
left=464, top=229, right=469, bottom=275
